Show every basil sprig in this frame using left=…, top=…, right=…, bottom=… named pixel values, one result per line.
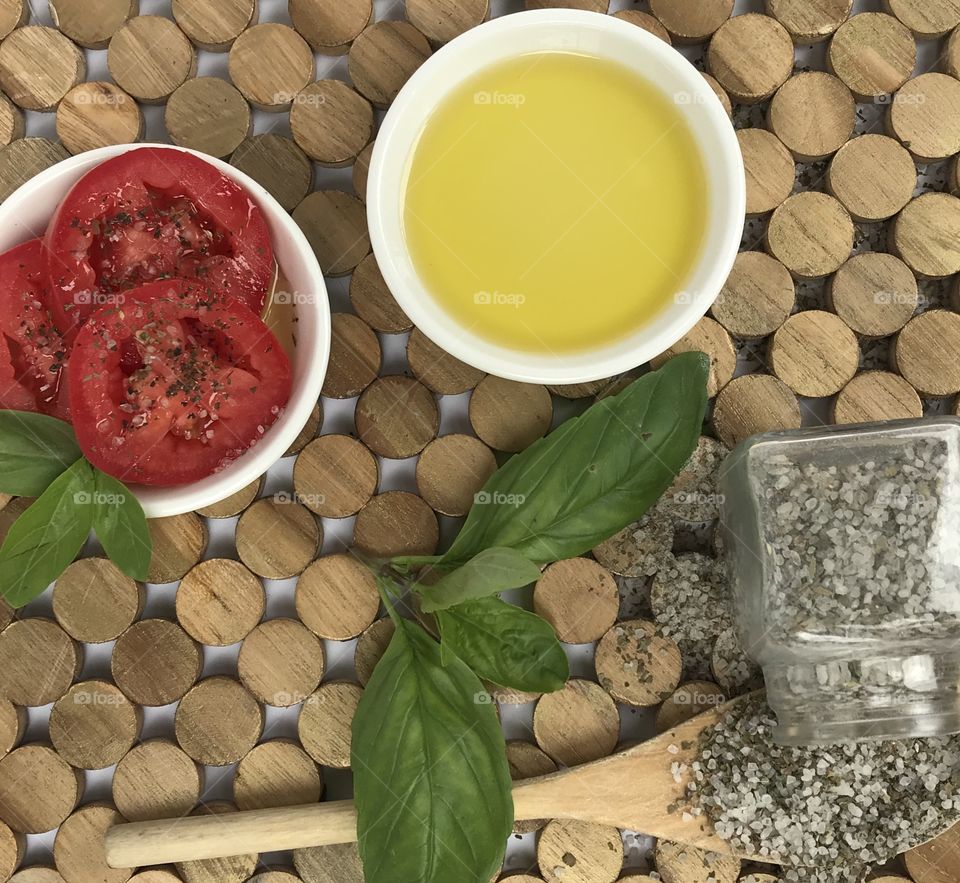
left=0, top=411, right=152, bottom=606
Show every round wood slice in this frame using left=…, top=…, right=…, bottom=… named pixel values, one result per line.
left=112, top=738, right=202, bottom=822
left=737, top=128, right=795, bottom=217
left=52, top=557, right=143, bottom=643
left=0, top=819, right=22, bottom=882
left=196, top=475, right=263, bottom=518
left=350, top=254, right=412, bottom=333
left=650, top=316, right=736, bottom=397
left=147, top=512, right=207, bottom=583
left=612, top=10, right=671, bottom=43
left=649, top=0, right=733, bottom=43
left=0, top=599, right=11, bottom=632
left=171, top=0, right=258, bottom=51
left=321, top=312, right=381, bottom=399
left=904, top=821, right=960, bottom=883
left=231, top=135, right=313, bottom=211
left=175, top=802, right=258, bottom=883
left=827, top=252, right=918, bottom=337
left=893, top=309, right=960, bottom=396
left=165, top=77, right=251, bottom=158
left=712, top=373, right=802, bottom=447
left=296, top=553, right=380, bottom=641
left=832, top=370, right=923, bottom=423
left=236, top=499, right=321, bottom=580
left=406, top=0, right=488, bottom=45
left=654, top=840, right=740, bottom=883
left=298, top=681, right=363, bottom=768
left=416, top=434, right=497, bottom=517
left=469, top=376, right=552, bottom=452
left=537, top=819, right=624, bottom=883
left=592, top=515, right=674, bottom=579
left=108, top=16, right=195, bottom=104
left=294, top=844, right=364, bottom=883
left=892, top=193, right=960, bottom=277
left=533, top=558, right=618, bottom=645
left=707, top=14, right=794, bottom=103
left=596, top=619, right=683, bottom=707
left=348, top=21, right=431, bottom=108
left=0, top=92, right=23, bottom=146
left=712, top=250, right=795, bottom=340
left=290, top=80, right=373, bottom=167
left=525, top=0, right=608, bottom=10
left=55, top=81, right=143, bottom=155
left=112, top=619, right=202, bottom=706
left=289, top=0, right=372, bottom=54
left=354, top=618, right=395, bottom=686
left=234, top=739, right=322, bottom=811
left=769, top=310, right=860, bottom=397
left=246, top=873, right=300, bottom=883
left=827, top=13, right=916, bottom=100
left=0, top=0, right=26, bottom=41
left=353, top=491, right=439, bottom=559
left=768, top=72, right=856, bottom=161
left=765, top=0, right=852, bottom=43
left=888, top=73, right=960, bottom=163
left=176, top=558, right=265, bottom=646
left=128, top=873, right=183, bottom=883
left=766, top=191, right=854, bottom=279
left=407, top=328, right=485, bottom=395
left=0, top=745, right=82, bottom=834
left=0, top=139, right=69, bottom=202
left=532, top=679, right=620, bottom=767
left=701, top=72, right=733, bottom=117
left=293, top=190, right=370, bottom=277
left=0, top=618, right=79, bottom=707
left=294, top=434, right=378, bottom=518
left=882, top=0, right=960, bottom=38
left=286, top=403, right=323, bottom=458
left=49, top=680, right=141, bottom=770
left=506, top=740, right=557, bottom=835
left=0, top=26, right=84, bottom=112
left=946, top=26, right=960, bottom=79
left=175, top=677, right=263, bottom=766
left=826, top=134, right=916, bottom=222
left=237, top=618, right=325, bottom=707
left=0, top=699, right=24, bottom=758
left=353, top=140, right=374, bottom=201
left=655, top=680, right=727, bottom=733
left=54, top=804, right=131, bottom=883
left=228, top=23, right=314, bottom=112
left=356, top=375, right=440, bottom=459
left=49, top=0, right=137, bottom=49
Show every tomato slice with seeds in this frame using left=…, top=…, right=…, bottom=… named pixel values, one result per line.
left=45, top=147, right=275, bottom=338
left=69, top=279, right=292, bottom=487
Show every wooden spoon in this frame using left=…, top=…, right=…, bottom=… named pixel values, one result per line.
left=105, top=699, right=761, bottom=868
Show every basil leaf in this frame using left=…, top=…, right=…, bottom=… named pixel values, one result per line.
left=91, top=469, right=151, bottom=582
left=0, top=459, right=94, bottom=606
left=352, top=617, right=513, bottom=883
left=441, top=352, right=709, bottom=567
left=0, top=411, right=82, bottom=496
left=417, top=548, right=542, bottom=613
left=437, top=596, right=569, bottom=693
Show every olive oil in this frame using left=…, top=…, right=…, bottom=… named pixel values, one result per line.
left=404, top=51, right=709, bottom=354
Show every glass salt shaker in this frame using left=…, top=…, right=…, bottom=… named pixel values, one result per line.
left=718, top=416, right=960, bottom=746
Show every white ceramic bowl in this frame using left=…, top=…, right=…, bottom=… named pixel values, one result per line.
left=368, top=9, right=745, bottom=385
left=0, top=143, right=331, bottom=518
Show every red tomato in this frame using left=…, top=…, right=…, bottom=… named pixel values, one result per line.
left=0, top=240, right=69, bottom=417
left=69, top=279, right=292, bottom=487
left=45, top=147, right=275, bottom=337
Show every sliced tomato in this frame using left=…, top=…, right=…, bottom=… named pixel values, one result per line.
left=0, top=240, right=69, bottom=417
left=69, top=279, right=292, bottom=487
left=45, top=147, right=275, bottom=338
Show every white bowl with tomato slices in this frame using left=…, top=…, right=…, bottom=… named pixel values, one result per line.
left=0, top=144, right=330, bottom=518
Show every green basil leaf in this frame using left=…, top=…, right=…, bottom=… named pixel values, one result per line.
left=437, top=596, right=569, bottom=693
left=0, top=459, right=94, bottom=607
left=352, top=617, right=513, bottom=883
left=91, top=469, right=151, bottom=582
left=0, top=411, right=82, bottom=496
left=441, top=352, right=709, bottom=567
left=417, top=547, right=542, bottom=613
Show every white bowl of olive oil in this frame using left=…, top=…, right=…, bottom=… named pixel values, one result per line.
left=368, top=9, right=745, bottom=385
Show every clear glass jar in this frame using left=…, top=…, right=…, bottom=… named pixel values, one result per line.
left=718, top=417, right=960, bottom=746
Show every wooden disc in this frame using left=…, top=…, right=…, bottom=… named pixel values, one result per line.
left=54, top=804, right=131, bottom=883
left=596, top=619, right=682, bottom=707
left=905, top=821, right=960, bottom=883
left=416, top=434, right=497, bottom=517
left=356, top=375, right=440, bottom=459
left=547, top=378, right=620, bottom=400
left=290, top=80, right=373, bottom=167
left=353, top=140, right=374, bottom=201
left=707, top=14, right=794, bottom=103
left=0, top=618, right=79, bottom=707
left=0, top=820, right=22, bottom=882
left=238, top=618, right=324, bottom=707
left=112, top=738, right=202, bottom=822
left=649, top=317, right=736, bottom=398
left=196, top=475, right=263, bottom=518
left=147, top=513, right=207, bottom=583
left=112, top=619, right=201, bottom=706
left=883, top=0, right=960, bottom=38
left=768, top=72, right=856, bottom=161
left=0, top=599, right=11, bottom=632
left=293, top=190, right=370, bottom=277
left=286, top=403, right=322, bottom=458
left=176, top=558, right=265, bottom=646
left=0, top=699, right=23, bottom=758
left=947, top=26, right=960, bottom=79
left=592, top=514, right=674, bottom=578
left=228, top=23, right=313, bottom=111
left=354, top=618, right=394, bottom=685
left=234, top=739, right=322, bottom=811
left=894, top=310, right=960, bottom=397
left=654, top=840, right=740, bottom=883
left=175, top=803, right=258, bottom=883
left=537, top=819, right=623, bottom=883
left=294, top=844, right=364, bottom=883
left=406, top=0, right=487, bottom=45
left=298, top=681, right=363, bottom=768
left=892, top=193, right=960, bottom=278
left=321, top=313, right=381, bottom=399
left=175, top=677, right=263, bottom=766
left=296, top=554, right=380, bottom=642
left=0, top=92, right=23, bottom=146
left=294, top=435, right=378, bottom=518
left=350, top=254, right=412, bottom=334
left=655, top=681, right=727, bottom=733
left=712, top=251, right=795, bottom=340
left=172, top=0, right=257, bottom=51
left=0, top=745, right=82, bottom=834
left=827, top=252, right=918, bottom=337
left=165, top=77, right=251, bottom=158
left=612, top=10, right=672, bottom=43
left=108, top=16, right=195, bottom=104
left=533, top=559, right=618, bottom=645
left=348, top=21, right=431, bottom=108
left=832, top=370, right=922, bottom=423
left=290, top=0, right=372, bottom=54
left=766, top=192, right=854, bottom=279
left=231, top=135, right=313, bottom=212
left=506, top=740, right=556, bottom=835
left=353, top=491, right=439, bottom=559
left=649, top=0, right=732, bottom=43
left=52, top=557, right=143, bottom=643
left=0, top=26, right=84, bottom=112
left=8, top=871, right=68, bottom=883
left=888, top=73, right=960, bottom=163
left=128, top=874, right=182, bottom=883
left=738, top=128, right=795, bottom=217
left=49, top=680, right=140, bottom=770
left=525, top=0, right=608, bottom=11
left=247, top=874, right=300, bottom=883
left=765, top=0, right=852, bottom=43
left=828, top=13, right=916, bottom=100
left=50, top=0, right=136, bottom=49
left=712, top=374, right=802, bottom=448
left=406, top=328, right=485, bottom=395
left=0, top=139, right=69, bottom=202
left=826, top=134, right=916, bottom=223
left=701, top=72, right=732, bottom=117
left=769, top=310, right=860, bottom=397
left=55, top=82, right=143, bottom=155
left=533, top=679, right=620, bottom=767
left=236, top=499, right=321, bottom=580
left=469, top=377, right=552, bottom=452
left=0, top=0, right=25, bottom=41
